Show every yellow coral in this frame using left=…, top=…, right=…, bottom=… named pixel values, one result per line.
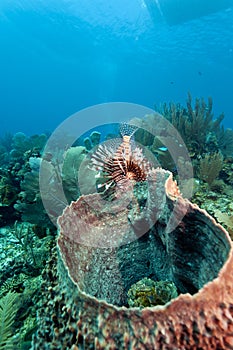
left=199, top=152, right=223, bottom=186
left=214, top=210, right=233, bottom=240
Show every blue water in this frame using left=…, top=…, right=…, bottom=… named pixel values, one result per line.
left=0, top=0, right=233, bottom=135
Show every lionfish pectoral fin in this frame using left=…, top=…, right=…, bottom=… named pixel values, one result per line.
left=96, top=180, right=113, bottom=194
left=97, top=183, right=105, bottom=189
left=105, top=182, right=113, bottom=190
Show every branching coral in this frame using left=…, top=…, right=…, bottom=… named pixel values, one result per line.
left=158, top=93, right=232, bottom=157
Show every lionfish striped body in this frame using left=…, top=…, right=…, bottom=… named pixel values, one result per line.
left=91, top=123, right=152, bottom=195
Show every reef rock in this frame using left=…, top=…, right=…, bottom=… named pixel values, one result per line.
left=32, top=168, right=233, bottom=349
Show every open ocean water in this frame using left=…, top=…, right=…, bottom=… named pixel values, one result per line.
left=0, top=0, right=233, bottom=135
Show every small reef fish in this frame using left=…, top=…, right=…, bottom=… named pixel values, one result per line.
left=157, top=146, right=168, bottom=152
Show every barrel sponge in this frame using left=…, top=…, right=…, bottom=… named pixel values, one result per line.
left=32, top=168, right=233, bottom=349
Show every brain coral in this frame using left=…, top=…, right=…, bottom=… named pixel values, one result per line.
left=32, top=168, right=233, bottom=350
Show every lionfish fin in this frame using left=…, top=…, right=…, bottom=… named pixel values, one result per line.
left=119, top=123, right=138, bottom=138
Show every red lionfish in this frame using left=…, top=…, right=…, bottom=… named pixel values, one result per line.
left=90, top=123, right=152, bottom=196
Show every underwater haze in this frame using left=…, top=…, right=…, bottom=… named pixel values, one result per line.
left=0, top=0, right=233, bottom=135
left=2, top=2, right=233, bottom=348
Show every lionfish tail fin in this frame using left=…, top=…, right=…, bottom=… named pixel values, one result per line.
left=119, top=123, right=138, bottom=139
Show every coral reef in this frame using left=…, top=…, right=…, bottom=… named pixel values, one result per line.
left=0, top=169, right=19, bottom=206
left=14, top=157, right=54, bottom=229
left=32, top=168, right=233, bottom=349
left=214, top=210, right=233, bottom=240
left=199, top=152, right=223, bottom=187
left=0, top=292, right=20, bottom=349
left=0, top=132, right=13, bottom=167
left=0, top=167, right=21, bottom=226
left=61, top=146, right=88, bottom=202
left=0, top=132, right=49, bottom=228
left=158, top=93, right=233, bottom=157
left=10, top=132, right=47, bottom=162
left=83, top=131, right=101, bottom=150
left=132, top=94, right=233, bottom=219
left=1, top=97, right=233, bottom=348
left=38, top=145, right=98, bottom=226
left=74, top=129, right=102, bottom=151
left=127, top=277, right=178, bottom=308
left=0, top=222, right=55, bottom=349
left=0, top=222, right=53, bottom=292
left=132, top=94, right=233, bottom=190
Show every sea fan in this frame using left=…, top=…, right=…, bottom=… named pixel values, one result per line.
left=0, top=292, right=19, bottom=350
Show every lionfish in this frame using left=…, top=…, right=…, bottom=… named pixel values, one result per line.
left=90, top=123, right=152, bottom=196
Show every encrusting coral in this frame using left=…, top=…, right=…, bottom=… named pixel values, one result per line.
left=127, top=277, right=178, bottom=308
left=32, top=166, right=233, bottom=349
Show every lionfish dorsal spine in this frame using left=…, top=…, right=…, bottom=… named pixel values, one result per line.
left=118, top=123, right=138, bottom=162
left=119, top=122, right=138, bottom=138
